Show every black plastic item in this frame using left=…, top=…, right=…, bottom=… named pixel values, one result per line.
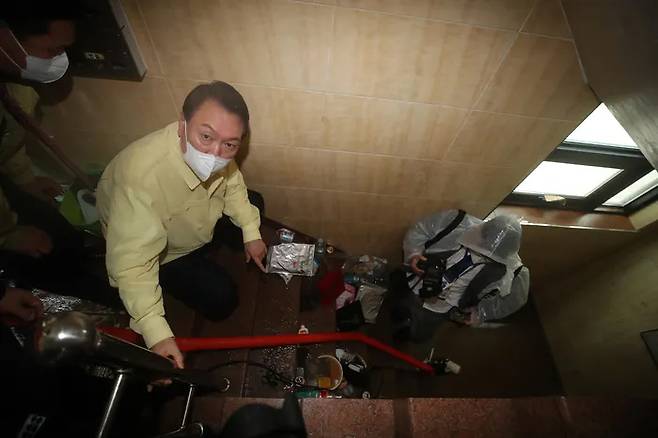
left=336, top=301, right=365, bottom=332
left=341, top=359, right=369, bottom=389
left=220, top=394, right=307, bottom=438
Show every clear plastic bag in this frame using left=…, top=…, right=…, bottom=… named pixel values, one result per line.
left=342, top=255, right=388, bottom=287
left=356, top=283, right=387, bottom=323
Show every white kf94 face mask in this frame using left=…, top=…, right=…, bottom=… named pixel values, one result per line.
left=0, top=31, right=69, bottom=83
left=182, top=122, right=231, bottom=181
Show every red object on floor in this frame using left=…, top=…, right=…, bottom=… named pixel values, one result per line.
left=99, top=326, right=435, bottom=374
left=317, top=269, right=345, bottom=307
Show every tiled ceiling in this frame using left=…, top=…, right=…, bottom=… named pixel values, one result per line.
left=40, top=0, right=598, bottom=261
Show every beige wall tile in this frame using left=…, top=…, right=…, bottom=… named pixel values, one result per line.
left=250, top=184, right=493, bottom=227
left=250, top=185, right=424, bottom=225
left=337, top=0, right=432, bottom=17
left=329, top=8, right=514, bottom=106
left=34, top=128, right=135, bottom=169
left=139, top=0, right=333, bottom=89
left=428, top=0, right=535, bottom=30
left=243, top=144, right=519, bottom=205
left=237, top=87, right=326, bottom=147
left=318, top=220, right=407, bottom=260
left=241, top=145, right=434, bottom=196
left=476, top=34, right=599, bottom=120
left=522, top=0, right=572, bottom=38
left=40, top=76, right=177, bottom=140
left=322, top=95, right=468, bottom=159
left=121, top=0, right=163, bottom=76
left=168, top=79, right=326, bottom=147
left=167, top=78, right=201, bottom=112
left=445, top=110, right=577, bottom=167
left=423, top=161, right=523, bottom=205
left=295, top=0, right=337, bottom=5
left=272, top=216, right=323, bottom=237
left=239, top=144, right=308, bottom=188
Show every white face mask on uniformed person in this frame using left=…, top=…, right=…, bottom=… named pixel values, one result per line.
left=0, top=31, right=69, bottom=83
left=182, top=122, right=231, bottom=181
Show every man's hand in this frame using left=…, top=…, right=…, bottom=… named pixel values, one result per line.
left=151, top=337, right=184, bottom=369
left=20, top=176, right=63, bottom=205
left=409, top=254, right=427, bottom=276
left=0, top=287, right=44, bottom=322
left=245, top=239, right=267, bottom=273
left=4, top=225, right=53, bottom=258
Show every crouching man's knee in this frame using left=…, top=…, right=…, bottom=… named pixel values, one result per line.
left=201, top=283, right=239, bottom=321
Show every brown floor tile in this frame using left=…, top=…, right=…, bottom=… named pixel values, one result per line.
left=408, top=397, right=565, bottom=437
left=302, top=399, right=395, bottom=438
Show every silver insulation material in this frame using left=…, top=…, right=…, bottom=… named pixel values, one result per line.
left=32, top=289, right=127, bottom=327
left=33, top=289, right=83, bottom=314
left=266, top=243, right=315, bottom=277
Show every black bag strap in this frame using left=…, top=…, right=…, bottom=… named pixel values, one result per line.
left=424, top=209, right=466, bottom=250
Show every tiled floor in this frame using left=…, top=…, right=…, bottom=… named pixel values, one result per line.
left=149, top=218, right=658, bottom=436
left=152, top=220, right=565, bottom=435
left=165, top=217, right=560, bottom=399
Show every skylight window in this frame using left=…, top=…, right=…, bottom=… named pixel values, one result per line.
left=565, top=103, right=638, bottom=149
left=514, top=161, right=622, bottom=198
left=604, top=170, right=658, bottom=207
left=504, top=103, right=656, bottom=213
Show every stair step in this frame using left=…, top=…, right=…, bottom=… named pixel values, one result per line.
left=182, top=396, right=658, bottom=438
left=243, top=274, right=302, bottom=397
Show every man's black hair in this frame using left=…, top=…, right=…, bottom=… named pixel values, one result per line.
left=183, top=81, right=250, bottom=137
left=2, top=1, right=82, bottom=41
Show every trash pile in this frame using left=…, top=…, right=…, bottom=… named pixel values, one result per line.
left=293, top=345, right=370, bottom=399
left=334, top=255, right=388, bottom=331
left=265, top=227, right=391, bottom=329
left=293, top=345, right=460, bottom=399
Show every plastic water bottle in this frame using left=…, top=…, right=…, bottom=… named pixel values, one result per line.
left=312, top=239, right=326, bottom=276
left=315, top=238, right=326, bottom=257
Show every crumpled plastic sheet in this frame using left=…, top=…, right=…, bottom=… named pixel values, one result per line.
left=278, top=272, right=294, bottom=286
left=355, top=283, right=387, bottom=323
left=33, top=289, right=127, bottom=328
left=342, top=255, right=389, bottom=286
left=267, top=243, right=316, bottom=277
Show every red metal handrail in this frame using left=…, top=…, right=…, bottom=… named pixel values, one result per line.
left=100, top=327, right=434, bottom=374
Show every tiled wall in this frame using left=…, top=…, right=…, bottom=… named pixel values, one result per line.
left=40, top=0, right=598, bottom=260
